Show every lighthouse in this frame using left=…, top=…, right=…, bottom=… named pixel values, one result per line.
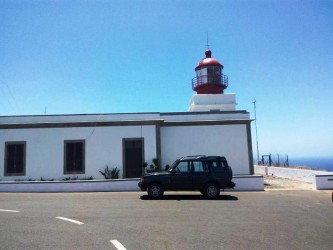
left=192, top=49, right=228, bottom=94
left=189, top=49, right=237, bottom=112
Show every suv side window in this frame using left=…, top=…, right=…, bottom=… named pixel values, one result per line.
left=208, top=160, right=226, bottom=172
left=192, top=161, right=209, bottom=173
left=175, top=161, right=190, bottom=173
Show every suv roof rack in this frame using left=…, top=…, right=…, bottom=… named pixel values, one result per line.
left=179, top=155, right=227, bottom=161
left=206, top=156, right=226, bottom=159
left=185, top=155, right=206, bottom=158
left=180, top=155, right=206, bottom=160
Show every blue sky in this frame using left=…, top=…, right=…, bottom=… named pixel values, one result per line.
left=1, top=0, right=332, bottom=158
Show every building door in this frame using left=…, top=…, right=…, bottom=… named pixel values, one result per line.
left=123, top=138, right=144, bottom=178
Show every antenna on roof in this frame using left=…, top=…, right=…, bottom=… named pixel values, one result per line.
left=206, top=32, right=210, bottom=49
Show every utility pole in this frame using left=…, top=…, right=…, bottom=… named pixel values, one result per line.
left=253, top=99, right=260, bottom=164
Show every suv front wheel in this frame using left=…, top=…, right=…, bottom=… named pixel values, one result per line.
left=203, top=183, right=220, bottom=199
left=147, top=183, right=164, bottom=199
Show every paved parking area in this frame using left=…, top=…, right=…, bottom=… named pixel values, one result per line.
left=0, top=190, right=332, bottom=250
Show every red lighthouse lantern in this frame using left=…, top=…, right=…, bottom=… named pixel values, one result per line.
left=192, top=49, right=228, bottom=94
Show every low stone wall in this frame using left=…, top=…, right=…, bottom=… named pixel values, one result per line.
left=232, top=175, right=264, bottom=191
left=0, top=178, right=141, bottom=193
left=0, top=175, right=264, bottom=193
left=254, top=165, right=329, bottom=182
left=314, top=175, right=333, bottom=190
left=254, top=165, right=333, bottom=190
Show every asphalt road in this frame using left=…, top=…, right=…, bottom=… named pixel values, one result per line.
left=0, top=190, right=332, bottom=250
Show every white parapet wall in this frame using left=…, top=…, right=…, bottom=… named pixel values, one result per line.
left=232, top=175, right=264, bottom=191
left=0, top=175, right=264, bottom=193
left=314, top=175, right=333, bottom=190
left=254, top=165, right=333, bottom=190
left=0, top=179, right=141, bottom=193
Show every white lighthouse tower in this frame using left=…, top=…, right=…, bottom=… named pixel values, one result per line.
left=189, top=49, right=237, bottom=111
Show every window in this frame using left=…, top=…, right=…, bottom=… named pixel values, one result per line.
left=64, top=140, right=85, bottom=174
left=175, top=161, right=190, bottom=173
left=198, top=67, right=208, bottom=84
left=207, top=66, right=221, bottom=84
left=209, top=160, right=227, bottom=172
left=192, top=161, right=208, bottom=173
left=207, top=66, right=221, bottom=75
left=5, top=141, right=26, bottom=176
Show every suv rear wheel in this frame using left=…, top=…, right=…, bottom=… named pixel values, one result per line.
left=203, top=183, right=220, bottom=199
left=147, top=183, right=164, bottom=199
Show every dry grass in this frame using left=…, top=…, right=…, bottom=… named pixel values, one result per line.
left=263, top=175, right=313, bottom=190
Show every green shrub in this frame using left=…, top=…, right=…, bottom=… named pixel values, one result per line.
left=146, top=158, right=162, bottom=173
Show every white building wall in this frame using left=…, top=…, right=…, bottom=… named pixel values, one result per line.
left=160, top=124, right=250, bottom=175
left=0, top=112, right=253, bottom=181
left=0, top=125, right=156, bottom=181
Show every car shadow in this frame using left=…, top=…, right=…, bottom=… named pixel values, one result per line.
left=140, top=194, right=238, bottom=201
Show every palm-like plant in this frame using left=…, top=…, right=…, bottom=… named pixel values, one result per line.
left=100, top=166, right=120, bottom=179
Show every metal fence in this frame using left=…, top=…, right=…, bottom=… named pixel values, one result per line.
left=258, top=154, right=289, bottom=167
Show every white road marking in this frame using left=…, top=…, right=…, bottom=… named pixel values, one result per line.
left=0, top=209, right=19, bottom=213
left=56, top=216, right=84, bottom=225
left=110, top=240, right=127, bottom=250
left=265, top=189, right=312, bottom=191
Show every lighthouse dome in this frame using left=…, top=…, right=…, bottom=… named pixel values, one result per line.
left=195, top=49, right=223, bottom=70
left=191, top=49, right=228, bottom=95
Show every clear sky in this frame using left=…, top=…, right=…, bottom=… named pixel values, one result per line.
left=1, top=0, right=332, bottom=158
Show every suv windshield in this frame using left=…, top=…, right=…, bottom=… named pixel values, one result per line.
left=168, top=160, right=180, bottom=172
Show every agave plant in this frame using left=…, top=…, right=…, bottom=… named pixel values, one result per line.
left=110, top=167, right=120, bottom=179
left=100, top=165, right=120, bottom=179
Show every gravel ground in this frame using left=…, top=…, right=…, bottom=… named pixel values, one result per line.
left=263, top=175, right=313, bottom=190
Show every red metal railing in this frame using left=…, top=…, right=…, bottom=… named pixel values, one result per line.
left=192, top=74, right=228, bottom=90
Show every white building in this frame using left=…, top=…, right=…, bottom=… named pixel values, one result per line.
left=0, top=49, right=254, bottom=181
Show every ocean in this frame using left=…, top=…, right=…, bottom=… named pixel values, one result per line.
left=288, top=156, right=333, bottom=172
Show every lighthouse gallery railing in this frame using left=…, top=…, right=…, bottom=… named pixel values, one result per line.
left=192, top=74, right=228, bottom=90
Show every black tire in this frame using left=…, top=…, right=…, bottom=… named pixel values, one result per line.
left=147, top=183, right=164, bottom=199
left=203, top=183, right=220, bottom=199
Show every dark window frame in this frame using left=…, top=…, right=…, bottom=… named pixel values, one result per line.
left=64, top=140, right=85, bottom=175
left=4, top=141, right=26, bottom=176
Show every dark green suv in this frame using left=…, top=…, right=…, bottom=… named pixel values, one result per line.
left=138, top=155, right=235, bottom=199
